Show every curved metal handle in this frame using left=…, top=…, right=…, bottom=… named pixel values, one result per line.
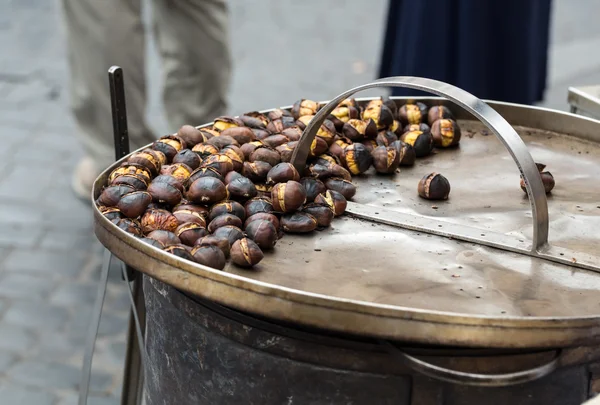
left=381, top=340, right=561, bottom=387
left=290, top=76, right=549, bottom=251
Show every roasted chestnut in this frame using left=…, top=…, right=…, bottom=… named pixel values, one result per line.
left=382, top=96, right=398, bottom=118
left=221, top=145, right=245, bottom=172
left=342, top=119, right=378, bottom=141
left=100, top=206, right=123, bottom=221
left=267, top=108, right=293, bottom=121
left=361, top=99, right=394, bottom=129
left=266, top=163, right=300, bottom=185
left=144, top=148, right=167, bottom=166
left=187, top=177, right=228, bottom=205
left=206, top=135, right=239, bottom=150
left=400, top=130, right=433, bottom=158
left=200, top=153, right=234, bottom=175
left=212, top=225, right=245, bottom=247
left=329, top=105, right=360, bottom=130
left=128, top=150, right=161, bottom=176
left=152, top=174, right=184, bottom=191
left=376, top=130, right=398, bottom=147
left=254, top=183, right=273, bottom=199
left=245, top=219, right=278, bottom=250
left=280, top=126, right=303, bottom=141
left=160, top=163, right=193, bottom=183
left=177, top=125, right=206, bottom=147
left=226, top=176, right=258, bottom=200
left=138, top=237, right=165, bottom=249
left=147, top=180, right=182, bottom=206
left=427, top=105, right=454, bottom=125
left=329, top=137, right=353, bottom=164
left=117, top=191, right=152, bottom=218
left=324, top=177, right=357, bottom=199
left=191, top=245, right=226, bottom=270
left=110, top=174, right=147, bottom=192
left=315, top=120, right=337, bottom=146
left=220, top=127, right=255, bottom=145
left=240, top=141, right=264, bottom=160
left=109, top=163, right=151, bottom=184
left=390, top=120, right=403, bottom=137
left=192, top=143, right=219, bottom=159
left=281, top=212, right=317, bottom=233
left=292, top=99, right=320, bottom=119
left=172, top=209, right=207, bottom=227
left=231, top=238, right=264, bottom=268
left=195, top=235, right=231, bottom=258
left=141, top=208, right=179, bottom=233
left=309, top=136, right=329, bottom=157
left=239, top=113, right=267, bottom=129
left=115, top=218, right=143, bottom=236
left=300, top=177, right=327, bottom=202
left=98, top=184, right=135, bottom=207
left=172, top=149, right=201, bottom=170
left=390, top=140, right=416, bottom=167
left=398, top=102, right=428, bottom=125
left=344, top=143, right=373, bottom=175
left=361, top=139, right=378, bottom=154
left=200, top=128, right=219, bottom=139
left=431, top=119, right=461, bottom=148
left=418, top=172, right=451, bottom=200
left=173, top=203, right=209, bottom=218
left=209, top=201, right=246, bottom=222
left=188, top=167, right=224, bottom=184
left=250, top=146, right=281, bottom=167
left=244, top=212, right=280, bottom=230
left=245, top=197, right=274, bottom=217
left=164, top=244, right=195, bottom=260
left=224, top=171, right=244, bottom=185
left=403, top=123, right=430, bottom=133
left=271, top=181, right=307, bottom=213
left=262, top=134, right=290, bottom=149
left=152, top=135, right=186, bottom=162
left=213, top=116, right=243, bottom=132
left=314, top=153, right=340, bottom=166
left=520, top=163, right=555, bottom=194
left=372, top=145, right=401, bottom=174
left=242, top=161, right=272, bottom=183
left=176, top=222, right=208, bottom=246
left=302, top=203, right=334, bottom=227
left=315, top=190, right=347, bottom=216
left=208, top=214, right=244, bottom=233
left=276, top=141, right=298, bottom=163
left=252, top=128, right=271, bottom=141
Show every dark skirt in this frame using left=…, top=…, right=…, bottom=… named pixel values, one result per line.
left=378, top=0, right=552, bottom=105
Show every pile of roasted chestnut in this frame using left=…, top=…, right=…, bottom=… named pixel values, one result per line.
left=96, top=98, right=462, bottom=270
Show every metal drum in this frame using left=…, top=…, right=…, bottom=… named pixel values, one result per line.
left=93, top=77, right=600, bottom=404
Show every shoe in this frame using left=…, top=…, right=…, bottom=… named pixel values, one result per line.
left=71, top=156, right=101, bottom=203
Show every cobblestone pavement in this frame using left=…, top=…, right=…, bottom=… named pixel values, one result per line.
left=0, top=0, right=599, bottom=403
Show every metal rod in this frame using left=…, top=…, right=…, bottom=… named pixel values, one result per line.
left=108, top=66, right=130, bottom=160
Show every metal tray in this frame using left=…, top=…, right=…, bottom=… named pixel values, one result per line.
left=93, top=77, right=600, bottom=350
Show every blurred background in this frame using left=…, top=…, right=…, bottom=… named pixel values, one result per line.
left=0, top=0, right=599, bottom=403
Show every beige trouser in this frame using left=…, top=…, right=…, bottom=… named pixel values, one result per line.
left=61, top=0, right=232, bottom=170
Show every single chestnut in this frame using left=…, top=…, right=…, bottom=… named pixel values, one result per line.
left=98, top=184, right=136, bottom=207
left=398, top=102, right=428, bottom=125
left=238, top=114, right=267, bottom=129
left=176, top=222, right=208, bottom=246
left=226, top=176, right=258, bottom=200
left=390, top=140, right=416, bottom=167
left=164, top=244, right=195, bottom=261
left=342, top=119, right=378, bottom=141
left=329, top=105, right=360, bottom=131
left=427, top=105, right=454, bottom=125
left=117, top=191, right=153, bottom=218
left=191, top=245, right=226, bottom=270
left=213, top=116, right=243, bottom=132
left=177, top=125, right=207, bottom=147
left=244, top=212, right=280, bottom=230
left=252, top=128, right=271, bottom=140
left=314, top=153, right=341, bottom=167
left=188, top=167, right=224, bottom=184
left=403, top=123, right=430, bottom=133
left=128, top=151, right=161, bottom=176
left=220, top=127, right=255, bottom=145
left=254, top=183, right=273, bottom=199
left=245, top=197, right=274, bottom=217
left=309, top=136, right=329, bottom=157
left=200, top=128, right=219, bottom=139
left=212, top=225, right=245, bottom=247
left=372, top=145, right=401, bottom=174
left=151, top=174, right=184, bottom=192
left=172, top=209, right=207, bottom=227
left=291, top=99, right=320, bottom=119
left=400, top=130, right=434, bottom=158
left=242, top=161, right=272, bottom=183
left=147, top=180, right=182, bottom=206
left=141, top=208, right=179, bottom=233
left=344, top=143, right=373, bottom=175
left=206, top=135, right=239, bottom=150
left=362, top=139, right=378, bottom=154
left=172, top=149, right=201, bottom=170
left=267, top=108, right=293, bottom=121
left=361, top=100, right=394, bottom=129
left=280, top=126, right=303, bottom=141
left=305, top=163, right=332, bottom=180
left=187, top=177, right=228, bottom=205
left=271, top=181, right=307, bottom=213
left=276, top=141, right=298, bottom=162
left=324, top=177, right=356, bottom=199
left=244, top=219, right=278, bottom=250
left=381, top=96, right=399, bottom=118
left=431, top=119, right=461, bottom=148
left=109, top=163, right=151, bottom=184
left=192, top=143, right=219, bottom=159
left=144, top=148, right=167, bottom=166
left=250, top=146, right=281, bottom=167
left=266, top=163, right=300, bottom=185
left=115, top=218, right=143, bottom=236
left=262, top=134, right=290, bottom=149
left=376, top=130, right=398, bottom=147
left=209, top=201, right=246, bottom=222
left=302, top=203, right=334, bottom=227
left=173, top=203, right=209, bottom=218
left=100, top=206, right=123, bottom=221
left=315, top=190, right=347, bottom=216
left=160, top=163, right=193, bottom=184
left=221, top=145, right=245, bottom=172
left=224, top=171, right=244, bottom=185
left=300, top=177, right=327, bottom=202
left=520, top=163, right=555, bottom=194
left=418, top=172, right=451, bottom=200
left=240, top=141, right=264, bottom=161
left=230, top=238, right=264, bottom=268
left=152, top=135, right=186, bottom=162
left=281, top=212, right=318, bottom=233
left=195, top=235, right=231, bottom=257
left=315, top=120, right=337, bottom=146
left=329, top=137, right=353, bottom=164
left=138, top=237, right=165, bottom=249
left=200, top=153, right=234, bottom=175
left=208, top=214, right=244, bottom=233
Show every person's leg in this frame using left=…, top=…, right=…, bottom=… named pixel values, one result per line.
left=152, top=0, right=232, bottom=129
left=61, top=0, right=155, bottom=198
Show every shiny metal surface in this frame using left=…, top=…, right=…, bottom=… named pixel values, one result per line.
left=291, top=77, right=549, bottom=250
left=568, top=85, right=600, bottom=119
left=94, top=97, right=600, bottom=349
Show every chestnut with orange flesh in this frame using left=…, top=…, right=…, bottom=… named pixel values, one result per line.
left=109, top=163, right=152, bottom=184
left=245, top=220, right=278, bottom=250
left=192, top=143, right=219, bottom=159
left=144, top=148, right=167, bottom=166
left=403, top=123, right=430, bottom=133
left=160, top=163, right=193, bottom=184
left=361, top=100, right=394, bottom=130
left=116, top=218, right=143, bottom=236
left=362, top=139, right=378, bottom=154
left=300, top=177, right=326, bottom=202
left=329, top=137, right=352, bottom=164
left=418, top=172, right=451, bottom=200
left=343, top=143, right=373, bottom=175
left=372, top=145, right=401, bottom=174
left=329, top=105, right=360, bottom=130
left=240, top=141, right=264, bottom=160
left=200, top=153, right=234, bottom=175
left=191, top=245, right=226, bottom=270
left=195, top=235, right=231, bottom=258
left=220, top=127, right=255, bottom=145
left=189, top=167, right=224, bottom=184
left=244, top=197, right=274, bottom=218
left=431, top=119, right=461, bottom=148
left=164, top=244, right=195, bottom=261
left=390, top=140, right=416, bottom=167
left=207, top=214, right=244, bottom=233
left=398, top=102, right=428, bottom=125
left=226, top=177, right=257, bottom=200
left=244, top=212, right=280, bottom=230
left=176, top=222, right=208, bottom=246
left=128, top=151, right=161, bottom=176
left=213, top=116, right=243, bottom=132
left=152, top=135, right=186, bottom=162
left=141, top=209, right=179, bottom=233
left=147, top=181, right=182, bottom=206
left=400, top=130, right=434, bottom=158
left=212, top=225, right=245, bottom=247
left=281, top=212, right=318, bottom=233
left=250, top=146, right=281, bottom=167
left=342, top=119, right=377, bottom=141
left=324, top=177, right=357, bottom=199
left=110, top=174, right=147, bottom=191
left=187, top=177, right=228, bottom=205
left=242, top=161, right=272, bottom=183
left=172, top=209, right=207, bottom=227
left=221, top=145, right=245, bottom=172
left=177, top=125, right=206, bottom=147
left=271, top=181, right=306, bottom=213
left=230, top=238, right=264, bottom=268
left=302, top=203, right=334, bottom=227
left=117, top=191, right=152, bottom=218
left=172, top=149, right=201, bottom=170
left=98, top=184, right=136, bottom=207
left=427, top=105, right=454, bottom=125
left=309, top=136, right=329, bottom=157
left=315, top=190, right=347, bottom=216
left=266, top=163, right=300, bottom=185
left=291, top=99, right=320, bottom=119
left=314, top=119, right=337, bottom=146
left=276, top=142, right=297, bottom=163
left=200, top=128, right=219, bottom=140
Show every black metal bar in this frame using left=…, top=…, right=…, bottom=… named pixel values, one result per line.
left=108, top=66, right=131, bottom=160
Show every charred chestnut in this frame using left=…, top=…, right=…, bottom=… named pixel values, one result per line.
left=177, top=125, right=206, bottom=147
left=244, top=212, right=280, bottom=230
left=163, top=244, right=195, bottom=261
left=398, top=102, right=428, bottom=125
left=138, top=237, right=165, bottom=249
left=212, top=225, right=245, bottom=247
left=280, top=127, right=303, bottom=142
left=362, top=99, right=394, bottom=130
left=267, top=108, right=293, bottom=121
left=172, top=209, right=207, bottom=227
left=300, top=177, right=327, bottom=202
left=160, top=163, right=193, bottom=183
left=173, top=203, right=209, bottom=218
left=226, top=176, right=257, bottom=200
left=213, top=116, right=243, bottom=132
left=147, top=180, right=182, bottom=206
left=187, top=177, right=228, bottom=205
left=275, top=142, right=297, bottom=163
left=128, top=151, right=161, bottom=176
left=262, top=134, right=290, bottom=149
left=252, top=128, right=271, bottom=141
left=195, top=235, right=231, bottom=258
left=176, top=222, right=208, bottom=246
left=431, top=119, right=461, bottom=148
left=520, top=163, right=555, bottom=194
left=342, top=119, right=378, bottom=141
left=315, top=190, right=347, bottom=216
left=239, top=113, right=268, bottom=129
left=200, top=153, right=234, bottom=175
left=220, top=127, right=255, bottom=145
left=324, top=177, right=356, bottom=199
left=109, top=163, right=152, bottom=184
left=250, top=146, right=281, bottom=167
left=224, top=171, right=244, bottom=185
left=208, top=214, right=244, bottom=233
left=329, top=137, right=353, bottom=164
left=209, top=200, right=246, bottom=222
left=292, top=99, right=320, bottom=119
left=98, top=184, right=136, bottom=207
left=403, top=123, right=430, bottom=133
left=206, top=135, right=239, bottom=150
left=115, top=218, right=143, bottom=236
left=117, top=191, right=152, bottom=218
left=240, top=141, right=264, bottom=161
left=172, top=149, right=201, bottom=170
left=376, top=130, right=398, bottom=147
left=372, top=145, right=401, bottom=174
left=271, top=181, right=307, bottom=213
left=242, top=161, right=272, bottom=183
left=400, top=130, right=434, bottom=157
left=266, top=163, right=300, bottom=185
left=245, top=197, right=274, bottom=217
left=152, top=135, right=186, bottom=162
left=245, top=220, right=278, bottom=250
left=329, top=105, right=360, bottom=131
left=281, top=212, right=318, bottom=233
left=145, top=148, right=167, bottom=166
left=100, top=206, right=123, bottom=221
left=188, top=167, right=224, bottom=184
left=230, top=238, right=264, bottom=268
left=361, top=139, right=378, bottom=154
left=390, top=140, right=416, bottom=167
left=427, top=106, right=454, bottom=125
left=302, top=203, right=334, bottom=227
left=344, top=143, right=373, bottom=175
left=418, top=172, right=451, bottom=200
left=141, top=208, right=179, bottom=233
left=221, top=145, right=245, bottom=172
left=191, top=245, right=226, bottom=270
left=192, top=143, right=219, bottom=159
left=146, top=230, right=181, bottom=246
left=309, top=136, right=329, bottom=158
